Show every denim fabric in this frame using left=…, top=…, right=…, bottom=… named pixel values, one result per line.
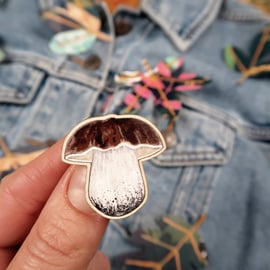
left=1, top=0, right=270, bottom=269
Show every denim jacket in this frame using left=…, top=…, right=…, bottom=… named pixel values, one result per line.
left=0, top=0, right=270, bottom=269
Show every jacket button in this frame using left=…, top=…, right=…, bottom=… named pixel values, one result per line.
left=84, top=55, right=102, bottom=70
left=71, top=55, right=102, bottom=70
left=114, top=18, right=132, bottom=36
left=161, top=129, right=177, bottom=148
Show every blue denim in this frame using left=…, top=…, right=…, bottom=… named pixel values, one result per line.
left=1, top=0, right=270, bottom=269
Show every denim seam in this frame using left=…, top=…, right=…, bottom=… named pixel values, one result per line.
left=99, top=2, right=115, bottom=87
left=185, top=171, right=201, bottom=220
left=219, top=11, right=269, bottom=21
left=152, top=126, right=235, bottom=167
left=171, top=167, right=194, bottom=216
left=182, top=0, right=222, bottom=40
left=37, top=1, right=113, bottom=89
left=141, top=0, right=222, bottom=51
left=185, top=167, right=218, bottom=220
left=223, top=122, right=234, bottom=157
left=6, top=49, right=103, bottom=89
left=22, top=68, right=45, bottom=102
left=238, top=126, right=270, bottom=141
left=200, top=167, right=220, bottom=217
left=152, top=154, right=229, bottom=167
left=141, top=2, right=189, bottom=51
left=181, top=94, right=238, bottom=130
left=0, top=71, right=44, bottom=104
left=8, top=78, right=102, bottom=147
left=180, top=94, right=270, bottom=141
left=40, top=77, right=101, bottom=119
left=116, top=23, right=155, bottom=72
left=170, top=166, right=219, bottom=222
left=82, top=87, right=102, bottom=118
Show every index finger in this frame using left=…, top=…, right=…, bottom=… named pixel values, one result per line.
left=7, top=165, right=108, bottom=270
left=0, top=138, right=69, bottom=247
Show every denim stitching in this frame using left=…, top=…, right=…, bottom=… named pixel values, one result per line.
left=6, top=49, right=103, bottom=89
left=8, top=77, right=101, bottom=147
left=181, top=94, right=270, bottom=140
left=153, top=126, right=234, bottom=167
left=170, top=166, right=219, bottom=223
left=141, top=0, right=222, bottom=51
left=152, top=152, right=231, bottom=167
left=220, top=11, right=269, bottom=21
left=23, top=68, right=45, bottom=102
left=0, top=67, right=44, bottom=104
left=169, top=167, right=192, bottom=216
left=116, top=22, right=155, bottom=72
left=97, top=2, right=115, bottom=88
left=182, top=0, right=222, bottom=40
left=185, top=166, right=218, bottom=221
left=141, top=1, right=190, bottom=51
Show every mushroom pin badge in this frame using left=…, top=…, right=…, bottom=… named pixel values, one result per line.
left=62, top=114, right=166, bottom=219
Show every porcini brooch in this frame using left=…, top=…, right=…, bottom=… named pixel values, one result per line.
left=62, top=114, right=166, bottom=219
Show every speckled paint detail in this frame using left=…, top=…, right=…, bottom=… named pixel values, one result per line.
left=89, top=146, right=145, bottom=217
left=62, top=114, right=166, bottom=219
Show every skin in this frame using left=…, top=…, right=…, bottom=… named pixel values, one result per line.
left=0, top=139, right=110, bottom=270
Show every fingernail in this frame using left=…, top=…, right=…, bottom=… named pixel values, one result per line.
left=67, top=166, right=92, bottom=214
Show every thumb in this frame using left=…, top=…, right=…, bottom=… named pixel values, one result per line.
left=8, top=166, right=109, bottom=270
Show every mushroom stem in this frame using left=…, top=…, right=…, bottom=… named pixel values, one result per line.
left=88, top=144, right=146, bottom=218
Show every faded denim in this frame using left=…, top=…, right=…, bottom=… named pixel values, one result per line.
left=0, top=0, right=270, bottom=269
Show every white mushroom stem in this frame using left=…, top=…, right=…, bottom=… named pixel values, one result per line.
left=88, top=144, right=146, bottom=217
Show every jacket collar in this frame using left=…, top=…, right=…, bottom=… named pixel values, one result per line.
left=141, top=0, right=269, bottom=51
left=38, top=0, right=269, bottom=52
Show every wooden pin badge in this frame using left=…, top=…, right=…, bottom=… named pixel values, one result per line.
left=62, top=114, right=166, bottom=219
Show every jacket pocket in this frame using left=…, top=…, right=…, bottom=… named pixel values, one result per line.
left=0, top=61, right=45, bottom=105
left=153, top=107, right=235, bottom=167
left=0, top=53, right=100, bottom=156
left=147, top=106, right=236, bottom=223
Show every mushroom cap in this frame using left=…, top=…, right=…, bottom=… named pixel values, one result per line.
left=62, top=114, right=166, bottom=164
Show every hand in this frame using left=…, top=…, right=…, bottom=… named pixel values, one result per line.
left=0, top=139, right=110, bottom=270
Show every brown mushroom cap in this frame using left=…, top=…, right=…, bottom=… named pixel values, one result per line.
left=63, top=115, right=165, bottom=163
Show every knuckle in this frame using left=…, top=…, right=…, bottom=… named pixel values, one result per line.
left=26, top=217, right=80, bottom=267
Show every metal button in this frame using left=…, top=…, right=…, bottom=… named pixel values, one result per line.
left=114, top=18, right=132, bottom=36
left=83, top=55, right=102, bottom=70
left=199, top=241, right=208, bottom=260
left=161, top=129, right=178, bottom=148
